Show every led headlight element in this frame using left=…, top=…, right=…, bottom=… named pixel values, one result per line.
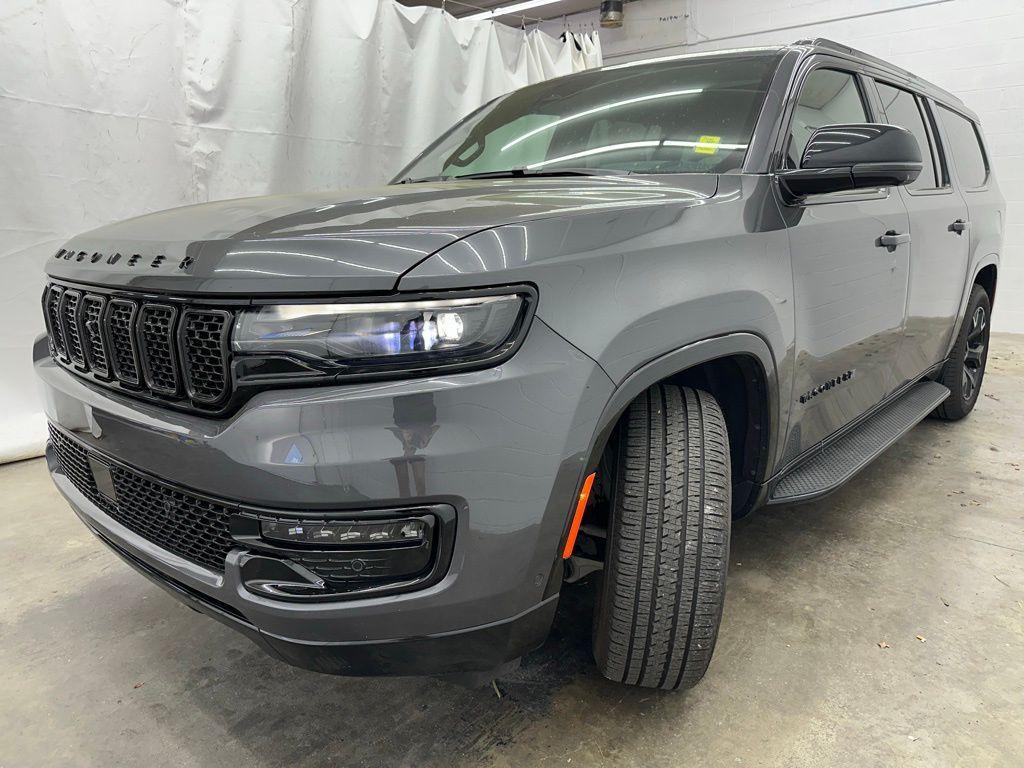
left=435, top=311, right=464, bottom=343
left=232, top=292, right=531, bottom=376
left=260, top=518, right=428, bottom=547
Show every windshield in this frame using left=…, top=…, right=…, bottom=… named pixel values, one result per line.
left=395, top=50, right=783, bottom=182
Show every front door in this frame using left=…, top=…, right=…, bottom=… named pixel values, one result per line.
left=779, top=66, right=911, bottom=460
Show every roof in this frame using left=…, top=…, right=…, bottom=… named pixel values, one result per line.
left=598, top=46, right=784, bottom=73
left=598, top=38, right=966, bottom=113
left=790, top=38, right=965, bottom=108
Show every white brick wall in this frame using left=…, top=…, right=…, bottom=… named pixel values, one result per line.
left=544, top=0, right=1024, bottom=332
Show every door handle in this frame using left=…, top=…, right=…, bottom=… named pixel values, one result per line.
left=877, top=230, right=911, bottom=252
left=949, top=219, right=970, bottom=234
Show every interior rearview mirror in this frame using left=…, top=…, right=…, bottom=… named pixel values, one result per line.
left=778, top=123, right=923, bottom=201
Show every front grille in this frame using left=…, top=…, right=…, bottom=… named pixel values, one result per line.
left=48, top=425, right=235, bottom=572
left=43, top=283, right=235, bottom=412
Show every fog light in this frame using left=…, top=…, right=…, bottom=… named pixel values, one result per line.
left=260, top=518, right=428, bottom=547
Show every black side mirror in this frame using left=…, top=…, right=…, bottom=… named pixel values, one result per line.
left=778, top=123, right=923, bottom=201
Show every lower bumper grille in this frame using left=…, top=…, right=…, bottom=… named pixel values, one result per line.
left=48, top=425, right=235, bottom=572
left=48, top=424, right=455, bottom=599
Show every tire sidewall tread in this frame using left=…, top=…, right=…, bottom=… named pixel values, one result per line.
left=594, top=383, right=731, bottom=691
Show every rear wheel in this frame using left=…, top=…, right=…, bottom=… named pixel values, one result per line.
left=933, top=284, right=991, bottom=421
left=593, top=384, right=730, bottom=690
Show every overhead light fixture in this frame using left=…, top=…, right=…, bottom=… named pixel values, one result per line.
left=600, top=0, right=624, bottom=27
left=465, top=0, right=562, bottom=21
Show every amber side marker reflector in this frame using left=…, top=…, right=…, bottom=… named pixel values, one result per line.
left=562, top=472, right=597, bottom=560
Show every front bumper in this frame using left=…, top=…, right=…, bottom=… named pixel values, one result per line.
left=37, top=319, right=612, bottom=675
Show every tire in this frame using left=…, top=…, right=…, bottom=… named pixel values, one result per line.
left=933, top=284, right=991, bottom=421
left=593, top=384, right=731, bottom=691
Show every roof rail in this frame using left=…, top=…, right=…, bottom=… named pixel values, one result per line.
left=790, top=37, right=964, bottom=107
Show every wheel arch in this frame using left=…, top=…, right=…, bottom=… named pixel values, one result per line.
left=975, top=262, right=997, bottom=306
left=946, top=258, right=1000, bottom=360
left=583, top=333, right=779, bottom=520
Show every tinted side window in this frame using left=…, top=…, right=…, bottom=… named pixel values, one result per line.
left=786, top=69, right=868, bottom=168
left=937, top=106, right=988, bottom=188
left=875, top=81, right=938, bottom=190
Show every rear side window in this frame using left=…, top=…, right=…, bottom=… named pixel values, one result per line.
left=936, top=106, right=989, bottom=188
left=875, top=81, right=939, bottom=190
left=785, top=69, right=868, bottom=168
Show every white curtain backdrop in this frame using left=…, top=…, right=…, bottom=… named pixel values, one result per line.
left=0, top=0, right=602, bottom=463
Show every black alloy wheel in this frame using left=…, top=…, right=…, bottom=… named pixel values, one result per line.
left=933, top=283, right=991, bottom=421
left=962, top=304, right=988, bottom=402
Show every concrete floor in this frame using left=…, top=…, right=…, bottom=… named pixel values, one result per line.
left=2, top=334, right=1023, bottom=768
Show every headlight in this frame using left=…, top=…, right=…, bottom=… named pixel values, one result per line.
left=232, top=290, right=534, bottom=381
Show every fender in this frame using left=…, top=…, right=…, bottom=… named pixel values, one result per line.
left=579, top=331, right=781, bottom=513
left=946, top=255, right=999, bottom=360
left=545, top=331, right=780, bottom=598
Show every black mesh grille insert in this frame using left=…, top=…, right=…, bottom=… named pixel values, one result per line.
left=181, top=310, right=231, bottom=403
left=107, top=299, right=140, bottom=385
left=81, top=295, right=109, bottom=377
left=138, top=304, right=179, bottom=395
left=48, top=424, right=235, bottom=572
left=48, top=424, right=102, bottom=505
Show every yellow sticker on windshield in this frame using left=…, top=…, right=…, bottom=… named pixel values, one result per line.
left=694, top=135, right=721, bottom=154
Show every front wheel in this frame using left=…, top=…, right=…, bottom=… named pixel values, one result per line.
left=593, top=384, right=730, bottom=690
left=933, top=284, right=991, bottom=421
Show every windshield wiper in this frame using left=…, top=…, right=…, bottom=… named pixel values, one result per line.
left=395, top=175, right=446, bottom=184
left=450, top=167, right=630, bottom=180
left=395, top=167, right=629, bottom=184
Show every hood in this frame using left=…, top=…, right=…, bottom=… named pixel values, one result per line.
left=47, top=175, right=719, bottom=295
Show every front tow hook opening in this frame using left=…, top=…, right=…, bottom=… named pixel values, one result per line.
left=237, top=552, right=329, bottom=598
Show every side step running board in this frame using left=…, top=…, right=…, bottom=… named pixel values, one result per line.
left=768, top=380, right=950, bottom=505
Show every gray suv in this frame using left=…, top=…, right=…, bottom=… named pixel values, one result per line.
left=37, top=38, right=1002, bottom=690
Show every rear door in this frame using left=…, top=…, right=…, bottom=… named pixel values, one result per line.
left=870, top=79, right=971, bottom=386
left=931, top=104, right=1003, bottom=336
left=778, top=62, right=911, bottom=460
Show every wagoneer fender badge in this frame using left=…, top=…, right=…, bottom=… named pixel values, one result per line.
left=799, top=370, right=855, bottom=404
